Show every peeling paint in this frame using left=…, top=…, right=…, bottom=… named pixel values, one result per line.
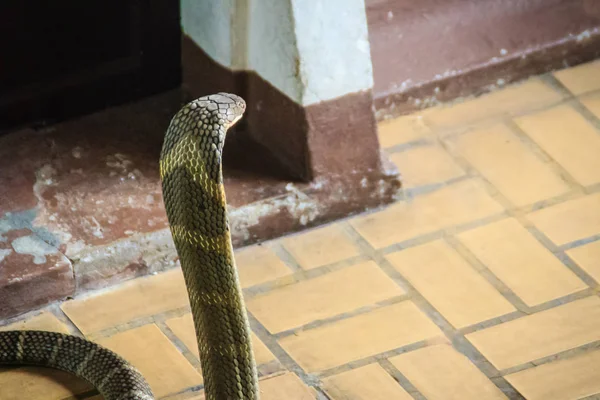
left=391, top=79, right=413, bottom=92
left=72, top=228, right=178, bottom=290
left=229, top=191, right=322, bottom=242
left=11, top=235, right=59, bottom=265
left=90, top=217, right=104, bottom=239
left=0, top=219, right=11, bottom=242
left=576, top=29, right=592, bottom=42
left=0, top=248, right=12, bottom=263
left=310, top=178, right=326, bottom=190
left=0, top=209, right=60, bottom=249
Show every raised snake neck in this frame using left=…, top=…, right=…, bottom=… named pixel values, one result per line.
left=0, top=93, right=260, bottom=400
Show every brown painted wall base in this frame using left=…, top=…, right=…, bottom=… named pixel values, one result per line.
left=369, top=0, right=600, bottom=118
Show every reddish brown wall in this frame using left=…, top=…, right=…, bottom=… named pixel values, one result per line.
left=368, top=0, right=600, bottom=117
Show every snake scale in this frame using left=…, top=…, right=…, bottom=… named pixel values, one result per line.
left=0, top=93, right=260, bottom=400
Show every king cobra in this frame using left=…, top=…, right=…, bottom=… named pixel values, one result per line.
left=0, top=93, right=260, bottom=400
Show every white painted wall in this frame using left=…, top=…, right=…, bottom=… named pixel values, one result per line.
left=180, top=0, right=233, bottom=68
left=290, top=0, right=374, bottom=105
left=181, top=0, right=374, bottom=106
left=247, top=0, right=303, bottom=103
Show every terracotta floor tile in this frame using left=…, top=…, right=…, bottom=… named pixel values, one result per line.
left=527, top=193, right=600, bottom=246
left=553, top=60, right=600, bottom=95
left=515, top=104, right=600, bottom=186
left=566, top=241, right=600, bottom=284
left=0, top=312, right=69, bottom=334
left=96, top=324, right=202, bottom=397
left=165, top=313, right=276, bottom=366
left=387, top=240, right=515, bottom=328
left=377, top=114, right=430, bottom=148
left=61, top=268, right=189, bottom=334
left=247, top=261, right=403, bottom=333
left=235, top=244, right=292, bottom=287
left=279, top=301, right=442, bottom=372
left=259, top=372, right=314, bottom=400
left=351, top=180, right=504, bottom=248
left=389, top=145, right=465, bottom=188
left=447, top=124, right=570, bottom=206
left=0, top=367, right=92, bottom=400
left=580, top=91, right=600, bottom=119
left=505, top=348, right=600, bottom=400
left=390, top=344, right=507, bottom=400
left=424, top=79, right=564, bottom=129
left=466, top=296, right=600, bottom=370
left=322, top=363, right=413, bottom=400
left=281, top=224, right=361, bottom=270
left=457, top=218, right=587, bottom=306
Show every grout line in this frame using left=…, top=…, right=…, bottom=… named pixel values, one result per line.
left=445, top=236, right=531, bottom=312
left=524, top=224, right=599, bottom=289
left=574, top=98, right=600, bottom=136
left=242, top=254, right=369, bottom=299
left=504, top=116, right=586, bottom=192
left=312, top=387, right=333, bottom=400
left=577, top=395, right=600, bottom=400
left=559, top=233, right=600, bottom=252
left=501, top=339, right=600, bottom=377
left=489, top=376, right=528, bottom=400
left=553, top=252, right=599, bottom=289
left=246, top=312, right=323, bottom=390
left=50, top=304, right=87, bottom=337
left=539, top=73, right=575, bottom=99
left=316, top=340, right=444, bottom=379
left=585, top=182, right=600, bottom=195
left=384, top=137, right=432, bottom=154
left=543, top=73, right=600, bottom=135
left=375, top=212, right=509, bottom=257
left=435, top=132, right=518, bottom=211
left=399, top=175, right=473, bottom=199
left=378, top=359, right=428, bottom=400
left=85, top=306, right=191, bottom=341
left=155, top=320, right=203, bottom=373
left=272, top=295, right=410, bottom=340
left=458, top=311, right=526, bottom=336
left=516, top=189, right=586, bottom=213
left=414, top=71, right=600, bottom=144
left=421, top=90, right=572, bottom=138
left=269, top=242, right=304, bottom=273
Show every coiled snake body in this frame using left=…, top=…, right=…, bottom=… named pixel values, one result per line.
left=0, top=93, right=260, bottom=400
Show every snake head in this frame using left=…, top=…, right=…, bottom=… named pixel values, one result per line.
left=208, top=92, right=246, bottom=128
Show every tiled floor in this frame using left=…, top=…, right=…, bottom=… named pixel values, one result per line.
left=2, top=60, right=600, bottom=399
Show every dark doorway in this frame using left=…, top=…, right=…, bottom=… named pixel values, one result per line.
left=0, top=1, right=181, bottom=132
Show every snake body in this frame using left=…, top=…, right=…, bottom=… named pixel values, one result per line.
left=0, top=93, right=259, bottom=400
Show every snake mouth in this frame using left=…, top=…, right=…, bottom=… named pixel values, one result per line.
left=229, top=113, right=244, bottom=128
